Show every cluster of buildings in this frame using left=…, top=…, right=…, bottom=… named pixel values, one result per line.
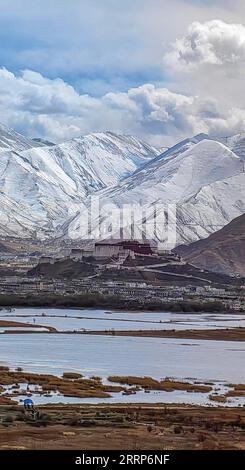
left=69, top=240, right=180, bottom=262
left=0, top=275, right=244, bottom=311
left=37, top=240, right=181, bottom=266
left=0, top=239, right=182, bottom=271
left=0, top=239, right=244, bottom=312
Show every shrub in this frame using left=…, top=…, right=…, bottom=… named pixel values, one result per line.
left=3, top=415, right=14, bottom=423
left=173, top=426, right=183, bottom=434
left=62, top=372, right=83, bottom=380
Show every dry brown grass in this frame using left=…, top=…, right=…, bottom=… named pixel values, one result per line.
left=81, top=328, right=245, bottom=341
left=0, top=403, right=244, bottom=450
left=0, top=369, right=125, bottom=400
left=0, top=396, right=18, bottom=405
left=209, top=394, right=227, bottom=403
left=224, top=384, right=245, bottom=398
left=62, top=372, right=83, bottom=380
left=108, top=376, right=212, bottom=393
left=0, top=319, right=56, bottom=331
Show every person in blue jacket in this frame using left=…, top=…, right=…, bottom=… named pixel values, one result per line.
left=23, top=398, right=34, bottom=410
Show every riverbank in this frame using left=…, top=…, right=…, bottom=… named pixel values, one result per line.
left=1, top=321, right=245, bottom=341
left=0, top=403, right=244, bottom=450
left=0, top=320, right=56, bottom=332
left=0, top=293, right=239, bottom=313
left=78, top=327, right=245, bottom=342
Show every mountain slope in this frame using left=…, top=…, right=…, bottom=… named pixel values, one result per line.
left=0, top=124, right=244, bottom=244
left=48, top=131, right=160, bottom=189
left=177, top=213, right=245, bottom=276
left=0, top=129, right=159, bottom=238
left=175, top=172, right=245, bottom=244
left=218, top=133, right=245, bottom=160
left=32, top=138, right=55, bottom=147
left=152, top=133, right=209, bottom=162
left=0, top=123, right=38, bottom=152
left=99, top=139, right=243, bottom=204
left=68, top=139, right=245, bottom=244
left=0, top=149, right=82, bottom=238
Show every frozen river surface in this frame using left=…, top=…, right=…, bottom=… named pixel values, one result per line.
left=0, top=307, right=244, bottom=331
left=0, top=308, right=244, bottom=406
left=0, top=332, right=244, bottom=383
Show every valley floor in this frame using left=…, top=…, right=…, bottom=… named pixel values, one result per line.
left=0, top=404, right=244, bottom=450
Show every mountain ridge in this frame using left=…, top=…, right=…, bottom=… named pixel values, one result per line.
left=68, top=138, right=245, bottom=245
left=176, top=213, right=245, bottom=276
left=0, top=126, right=160, bottom=238
left=0, top=123, right=244, bottom=244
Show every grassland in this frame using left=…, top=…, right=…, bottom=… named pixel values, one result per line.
left=0, top=403, right=244, bottom=450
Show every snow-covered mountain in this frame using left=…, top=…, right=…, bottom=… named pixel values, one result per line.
left=152, top=133, right=209, bottom=164
left=0, top=147, right=84, bottom=238
left=0, top=128, right=159, bottom=238
left=98, top=139, right=242, bottom=204
left=0, top=122, right=244, bottom=243
left=47, top=132, right=160, bottom=188
left=68, top=139, right=245, bottom=245
left=0, top=123, right=38, bottom=152
left=32, top=138, right=55, bottom=147
left=174, top=172, right=245, bottom=245
left=218, top=133, right=245, bottom=160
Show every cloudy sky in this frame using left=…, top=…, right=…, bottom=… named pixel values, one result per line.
left=0, top=0, right=245, bottom=145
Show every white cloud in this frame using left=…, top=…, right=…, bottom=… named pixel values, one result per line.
left=0, top=67, right=245, bottom=146
left=165, top=19, right=245, bottom=70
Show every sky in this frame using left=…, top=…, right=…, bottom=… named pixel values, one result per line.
left=0, top=0, right=245, bottom=145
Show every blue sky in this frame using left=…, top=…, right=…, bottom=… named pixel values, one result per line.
left=0, top=0, right=165, bottom=94
left=0, top=0, right=244, bottom=144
